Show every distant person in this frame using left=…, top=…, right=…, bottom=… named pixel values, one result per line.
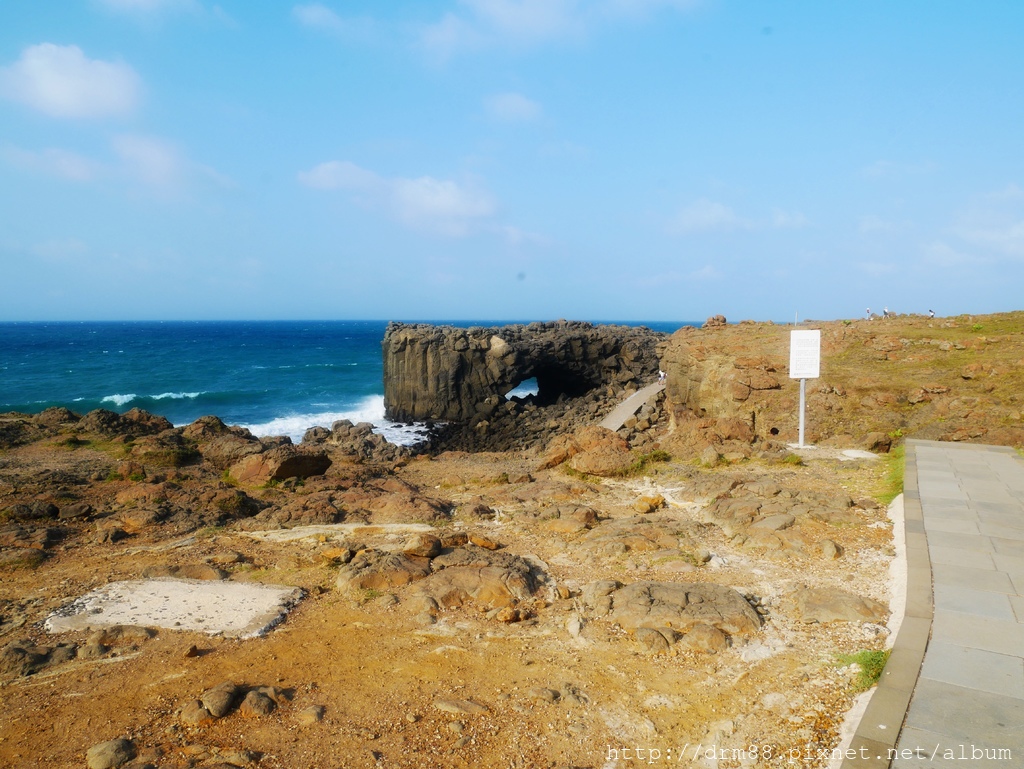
left=866, top=308, right=871, bottom=320
left=928, top=309, right=935, bottom=318
left=658, top=370, right=666, bottom=383
left=883, top=306, right=891, bottom=318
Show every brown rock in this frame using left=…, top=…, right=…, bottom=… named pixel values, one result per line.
left=229, top=445, right=331, bottom=484
left=793, top=588, right=889, bottom=624
left=336, top=549, right=431, bottom=592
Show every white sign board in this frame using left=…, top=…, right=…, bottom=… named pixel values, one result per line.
left=789, top=330, right=821, bottom=379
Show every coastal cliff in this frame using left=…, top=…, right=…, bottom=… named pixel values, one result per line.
left=382, top=320, right=666, bottom=451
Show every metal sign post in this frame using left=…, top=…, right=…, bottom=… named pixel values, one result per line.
left=789, top=329, right=821, bottom=448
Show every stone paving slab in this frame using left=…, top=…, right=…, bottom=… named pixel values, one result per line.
left=840, top=440, right=1024, bottom=769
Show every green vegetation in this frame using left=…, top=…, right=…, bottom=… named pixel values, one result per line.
left=781, top=453, right=804, bottom=466
left=878, top=445, right=906, bottom=504
left=836, top=649, right=890, bottom=691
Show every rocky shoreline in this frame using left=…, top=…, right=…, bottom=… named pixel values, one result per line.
left=1, top=311, right=1021, bottom=768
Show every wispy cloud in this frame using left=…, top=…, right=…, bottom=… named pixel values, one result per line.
left=668, top=199, right=751, bottom=234
left=96, top=0, right=200, bottom=12
left=484, top=91, right=542, bottom=121
left=855, top=261, right=897, bottom=277
left=859, top=159, right=936, bottom=180
left=922, top=240, right=976, bottom=266
left=1, top=144, right=101, bottom=181
left=112, top=134, right=183, bottom=187
left=669, top=199, right=807, bottom=234
left=3, top=135, right=230, bottom=193
left=420, top=0, right=699, bottom=60
left=292, top=3, right=373, bottom=39
left=0, top=43, right=141, bottom=119
left=298, top=160, right=497, bottom=236
left=859, top=214, right=897, bottom=233
left=950, top=185, right=1024, bottom=259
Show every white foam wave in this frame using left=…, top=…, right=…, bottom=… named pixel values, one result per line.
left=151, top=391, right=203, bottom=400
left=239, top=395, right=431, bottom=447
left=101, top=393, right=137, bottom=407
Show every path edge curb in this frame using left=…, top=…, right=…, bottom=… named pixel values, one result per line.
left=838, top=440, right=932, bottom=768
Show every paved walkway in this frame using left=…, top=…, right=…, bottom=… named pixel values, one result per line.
left=598, top=381, right=664, bottom=431
left=842, top=439, right=1024, bottom=767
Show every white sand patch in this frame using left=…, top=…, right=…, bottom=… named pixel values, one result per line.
left=45, top=578, right=304, bottom=639
left=242, top=522, right=437, bottom=543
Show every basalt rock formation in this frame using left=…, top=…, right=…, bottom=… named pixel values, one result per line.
left=382, top=321, right=665, bottom=451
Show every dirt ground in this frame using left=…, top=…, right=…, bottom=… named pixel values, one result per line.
left=0, top=439, right=898, bottom=769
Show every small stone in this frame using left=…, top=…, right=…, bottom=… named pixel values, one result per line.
left=239, top=689, right=276, bottom=717
left=448, top=721, right=465, bottom=735
left=183, top=645, right=200, bottom=658
left=179, top=699, right=213, bottom=726
left=819, top=539, right=843, bottom=560
left=403, top=533, right=442, bottom=558
left=319, top=547, right=353, bottom=565
left=201, top=681, right=242, bottom=718
left=433, top=698, right=489, bottom=715
left=495, top=606, right=521, bottom=623
left=405, top=712, right=420, bottom=724
left=86, top=738, right=136, bottom=769
left=468, top=533, right=499, bottom=550
left=527, top=687, right=560, bottom=703
left=296, top=705, right=326, bottom=725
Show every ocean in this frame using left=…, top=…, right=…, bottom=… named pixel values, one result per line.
left=0, top=320, right=690, bottom=444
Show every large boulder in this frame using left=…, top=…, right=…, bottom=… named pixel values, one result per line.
left=182, top=416, right=265, bottom=469
left=335, top=549, right=432, bottom=592
left=414, top=546, right=539, bottom=610
left=585, top=580, right=762, bottom=637
left=229, top=446, right=331, bottom=484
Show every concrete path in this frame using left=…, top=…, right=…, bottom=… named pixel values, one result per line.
left=598, top=381, right=664, bottom=431
left=842, top=439, right=1024, bottom=767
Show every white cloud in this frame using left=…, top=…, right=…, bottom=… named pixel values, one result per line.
left=770, top=208, right=808, bottom=229
left=112, top=134, right=183, bottom=187
left=859, top=159, right=936, bottom=180
left=31, top=238, right=89, bottom=263
left=97, top=0, right=198, bottom=12
left=299, top=160, right=496, bottom=236
left=421, top=0, right=698, bottom=58
left=2, top=144, right=101, bottom=181
left=485, top=91, right=542, bottom=121
left=950, top=185, right=1024, bottom=259
left=855, top=261, right=897, bottom=277
left=859, top=214, right=897, bottom=233
left=293, top=3, right=344, bottom=30
left=0, top=43, right=141, bottom=119
left=922, top=240, right=975, bottom=266
left=669, top=199, right=751, bottom=234
left=688, top=264, right=721, bottom=280
left=293, top=4, right=375, bottom=40
left=669, top=199, right=807, bottom=234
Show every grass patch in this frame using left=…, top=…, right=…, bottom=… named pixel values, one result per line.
left=836, top=649, right=890, bottom=691
left=613, top=449, right=673, bottom=477
left=877, top=444, right=906, bottom=505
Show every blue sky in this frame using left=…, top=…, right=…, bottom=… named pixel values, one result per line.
left=2, top=1, right=1022, bottom=322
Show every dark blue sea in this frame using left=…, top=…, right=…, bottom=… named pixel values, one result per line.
left=0, top=321, right=691, bottom=443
